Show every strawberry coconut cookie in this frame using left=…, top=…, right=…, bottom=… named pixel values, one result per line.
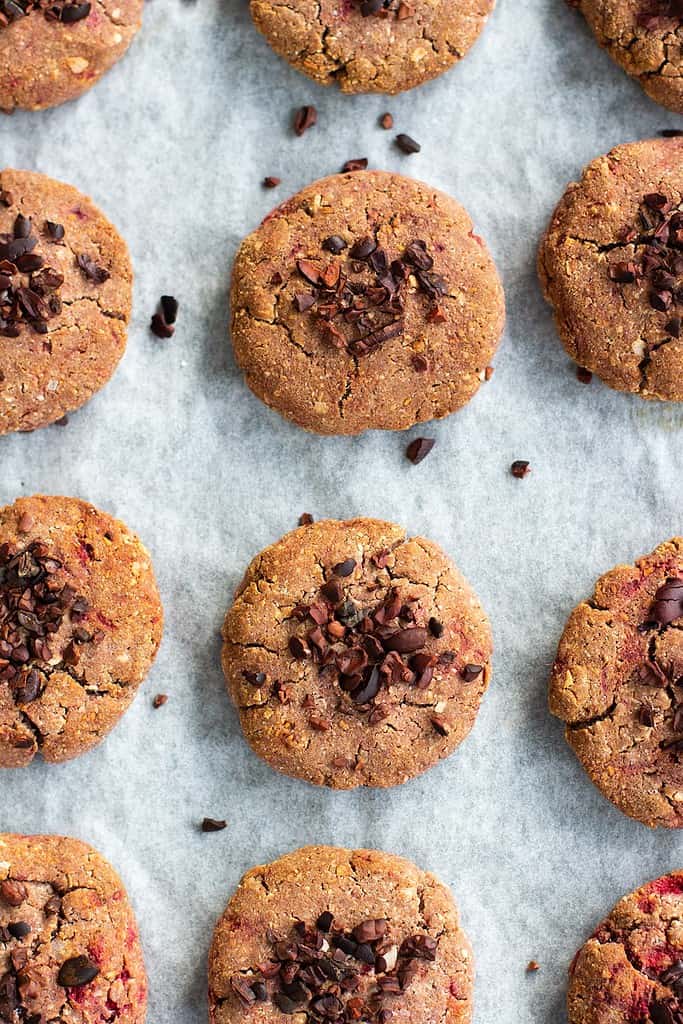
left=0, top=833, right=147, bottom=1023
left=568, top=872, right=683, bottom=1024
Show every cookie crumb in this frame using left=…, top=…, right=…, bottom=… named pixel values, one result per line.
left=511, top=460, right=531, bottom=478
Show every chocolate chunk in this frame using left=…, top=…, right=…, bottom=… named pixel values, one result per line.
left=151, top=295, right=178, bottom=339
left=7, top=921, right=30, bottom=939
left=201, top=818, right=227, bottom=832
left=652, top=578, right=683, bottom=625
left=576, top=366, right=593, bottom=384
left=461, top=664, right=483, bottom=682
left=406, top=437, right=435, bottom=464
left=57, top=955, right=100, bottom=988
left=322, top=235, right=347, bottom=254
left=395, top=133, right=421, bottom=154
left=511, top=460, right=530, bottom=478
left=332, top=558, right=356, bottom=578
left=316, top=911, right=334, bottom=932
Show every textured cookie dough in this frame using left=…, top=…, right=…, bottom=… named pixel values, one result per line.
left=209, top=845, right=473, bottom=1024
left=0, top=494, right=163, bottom=768
left=538, top=138, right=683, bottom=402
left=568, top=871, right=683, bottom=1024
left=549, top=537, right=683, bottom=828
left=221, top=517, right=493, bottom=789
left=0, top=833, right=147, bottom=1023
left=576, top=0, right=683, bottom=113
left=0, top=169, right=132, bottom=434
left=0, top=0, right=143, bottom=112
left=231, top=171, right=504, bottom=435
left=250, top=0, right=494, bottom=94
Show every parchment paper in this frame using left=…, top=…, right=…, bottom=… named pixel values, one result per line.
left=0, top=1, right=682, bottom=1020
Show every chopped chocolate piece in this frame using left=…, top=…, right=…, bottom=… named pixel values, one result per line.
left=395, top=133, right=421, bottom=154
left=293, top=105, right=317, bottom=136
left=406, top=437, right=435, bottom=464
left=332, top=558, right=356, bottom=578
left=201, top=818, right=227, bottom=832
left=428, top=617, right=444, bottom=638
left=652, top=577, right=683, bottom=625
left=511, top=460, right=531, bottom=478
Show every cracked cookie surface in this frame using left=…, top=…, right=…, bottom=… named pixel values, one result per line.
left=221, top=517, right=492, bottom=789
left=0, top=0, right=142, bottom=111
left=577, top=0, right=683, bottom=113
left=0, top=494, right=163, bottom=768
left=549, top=537, right=683, bottom=828
left=0, top=832, right=147, bottom=1023
left=568, top=871, right=683, bottom=1024
left=538, top=138, right=683, bottom=402
left=208, top=845, right=473, bottom=1024
left=0, top=168, right=132, bottom=434
left=230, top=171, right=504, bottom=435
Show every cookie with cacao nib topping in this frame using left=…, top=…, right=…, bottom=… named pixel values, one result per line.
left=0, top=494, right=163, bottom=768
left=250, top=0, right=494, bottom=94
left=549, top=537, right=683, bottom=828
left=576, top=1, right=683, bottom=114
left=230, top=170, right=504, bottom=435
left=0, top=0, right=143, bottom=111
left=0, top=169, right=132, bottom=433
left=0, top=833, right=147, bottom=1023
left=221, top=517, right=492, bottom=789
left=539, top=138, right=683, bottom=401
left=568, top=871, right=683, bottom=1024
left=209, top=845, right=473, bottom=1024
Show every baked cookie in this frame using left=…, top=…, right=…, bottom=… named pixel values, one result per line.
left=250, top=0, right=494, bottom=94
left=0, top=0, right=143, bottom=112
left=549, top=537, right=683, bottom=828
left=0, top=494, right=163, bottom=767
left=0, top=833, right=146, bottom=1023
left=568, top=871, right=683, bottom=1024
left=208, top=845, right=473, bottom=1024
left=0, top=169, right=132, bottom=433
left=230, top=171, right=504, bottom=435
left=576, top=1, right=683, bottom=114
left=221, top=517, right=492, bottom=789
left=539, top=138, right=683, bottom=402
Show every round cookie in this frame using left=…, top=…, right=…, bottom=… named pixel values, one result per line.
left=0, top=0, right=143, bottom=112
left=539, top=138, right=683, bottom=402
left=568, top=871, right=683, bottom=1024
left=250, top=0, right=494, bottom=94
left=0, top=833, right=147, bottom=1023
left=549, top=537, right=683, bottom=828
left=230, top=170, right=504, bottom=435
left=221, top=517, right=492, bottom=789
left=0, top=494, right=163, bottom=767
left=208, top=845, right=473, bottom=1024
left=576, top=1, right=683, bottom=114
left=0, top=169, right=132, bottom=433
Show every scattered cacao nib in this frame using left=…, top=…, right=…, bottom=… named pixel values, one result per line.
left=511, top=460, right=531, bottom=478
left=661, top=128, right=683, bottom=136
left=150, top=294, right=178, bottom=339
left=651, top=577, right=683, bottom=626
left=428, top=617, right=443, bottom=638
left=0, top=0, right=90, bottom=25
left=380, top=112, right=393, bottom=130
left=342, top=158, right=368, bottom=173
left=57, top=955, right=99, bottom=988
left=395, top=133, right=421, bottom=155
left=526, top=960, right=541, bottom=972
left=484, top=365, right=494, bottom=380
left=637, top=0, right=683, bottom=28
left=638, top=704, right=656, bottom=726
left=461, top=664, right=483, bottom=682
left=152, top=693, right=168, bottom=709
left=44, top=220, right=64, bottom=242
left=7, top=921, right=30, bottom=939
left=263, top=176, right=281, bottom=188
left=201, top=817, right=227, bottom=832
left=406, top=437, right=435, bottom=464
left=0, top=214, right=64, bottom=337
left=76, top=252, right=110, bottom=285
left=576, top=366, right=593, bottom=384
left=411, top=352, right=429, bottom=372
left=431, top=714, right=450, bottom=736
left=293, top=105, right=317, bottom=136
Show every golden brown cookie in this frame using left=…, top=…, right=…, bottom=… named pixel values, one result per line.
left=0, top=833, right=147, bottom=1023
left=0, top=0, right=143, bottom=112
left=568, top=871, right=683, bottom=1024
left=250, top=0, right=495, bottom=94
left=549, top=537, right=683, bottom=828
left=0, top=169, right=132, bottom=433
left=221, top=517, right=492, bottom=789
left=230, top=171, right=504, bottom=435
left=0, top=494, right=163, bottom=768
left=208, top=845, right=473, bottom=1024
left=538, top=138, right=683, bottom=402
left=577, top=1, right=683, bottom=114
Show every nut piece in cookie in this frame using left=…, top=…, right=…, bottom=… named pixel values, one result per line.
left=0, top=833, right=147, bottom=1023
left=577, top=0, right=683, bottom=113
left=221, top=517, right=493, bottom=789
left=0, top=169, right=133, bottom=433
left=208, top=845, right=473, bottom=1024
left=568, top=871, right=683, bottom=1024
left=549, top=537, right=683, bottom=827
left=539, top=138, right=683, bottom=402
left=250, top=0, right=495, bottom=95
left=0, top=494, right=163, bottom=767
left=0, top=0, right=143, bottom=111
left=231, top=171, right=504, bottom=435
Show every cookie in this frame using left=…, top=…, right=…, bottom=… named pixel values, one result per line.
left=221, top=517, right=492, bottom=789
left=0, top=169, right=132, bottom=433
left=0, top=0, right=143, bottom=111
left=576, top=1, right=683, bottom=114
left=549, top=537, right=683, bottom=828
left=208, top=845, right=473, bottom=1024
left=250, top=0, right=494, bottom=94
left=0, top=494, right=163, bottom=767
left=567, top=871, right=683, bottom=1024
left=538, top=138, right=683, bottom=402
left=230, top=171, right=504, bottom=435
left=0, top=833, right=146, bottom=1023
